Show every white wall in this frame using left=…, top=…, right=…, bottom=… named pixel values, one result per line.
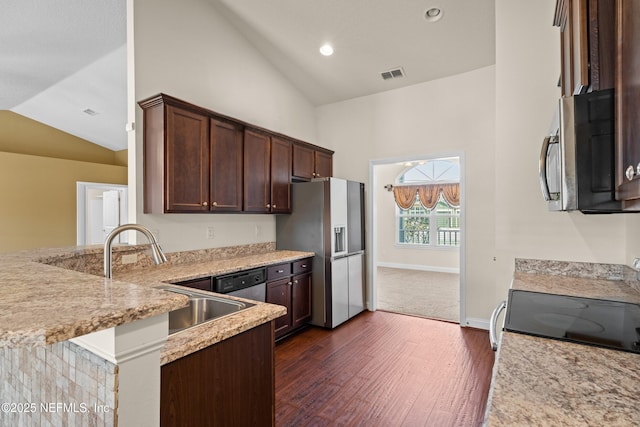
left=494, top=0, right=626, bottom=300
left=132, top=0, right=318, bottom=252
left=375, top=162, right=459, bottom=271
left=128, top=0, right=635, bottom=321
left=317, top=65, right=496, bottom=323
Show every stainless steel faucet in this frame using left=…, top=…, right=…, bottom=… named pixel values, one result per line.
left=103, top=224, right=167, bottom=278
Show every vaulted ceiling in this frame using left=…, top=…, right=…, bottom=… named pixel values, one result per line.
left=1, top=0, right=495, bottom=151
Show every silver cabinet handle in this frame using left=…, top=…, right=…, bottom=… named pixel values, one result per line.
left=277, top=269, right=284, bottom=273
left=273, top=204, right=277, bottom=209
left=266, top=203, right=271, bottom=208
left=490, top=300, right=506, bottom=351
left=626, top=165, right=636, bottom=181
left=202, top=201, right=208, bottom=207
left=212, top=201, right=217, bottom=207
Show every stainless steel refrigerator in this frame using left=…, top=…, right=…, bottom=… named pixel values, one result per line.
left=276, top=178, right=365, bottom=328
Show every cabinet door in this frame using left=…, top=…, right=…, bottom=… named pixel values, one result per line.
left=571, top=0, right=589, bottom=94
left=314, top=151, right=333, bottom=179
left=210, top=119, right=243, bottom=212
left=160, top=322, right=274, bottom=426
left=165, top=105, right=209, bottom=212
left=291, top=272, right=312, bottom=329
left=292, top=143, right=315, bottom=180
left=615, top=0, right=640, bottom=206
left=558, top=0, right=589, bottom=96
left=243, top=130, right=271, bottom=213
left=588, top=0, right=616, bottom=91
left=270, top=137, right=292, bottom=213
left=266, top=277, right=292, bottom=337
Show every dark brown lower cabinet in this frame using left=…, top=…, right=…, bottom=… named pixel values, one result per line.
left=160, top=322, right=275, bottom=427
left=266, top=258, right=312, bottom=340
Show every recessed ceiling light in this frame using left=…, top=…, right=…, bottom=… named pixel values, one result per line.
left=424, top=7, right=443, bottom=22
left=319, top=43, right=334, bottom=56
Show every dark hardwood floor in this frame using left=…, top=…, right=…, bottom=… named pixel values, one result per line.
left=275, top=311, right=494, bottom=427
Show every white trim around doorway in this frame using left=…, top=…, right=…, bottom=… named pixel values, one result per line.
left=368, top=151, right=467, bottom=326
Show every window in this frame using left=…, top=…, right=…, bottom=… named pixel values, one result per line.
left=395, top=158, right=460, bottom=247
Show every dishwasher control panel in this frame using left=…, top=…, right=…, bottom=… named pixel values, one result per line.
left=213, top=268, right=266, bottom=294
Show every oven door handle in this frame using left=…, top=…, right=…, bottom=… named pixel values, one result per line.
left=489, top=300, right=507, bottom=351
left=539, top=135, right=557, bottom=202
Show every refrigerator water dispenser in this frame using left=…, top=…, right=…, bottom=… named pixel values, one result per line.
left=334, top=226, right=346, bottom=254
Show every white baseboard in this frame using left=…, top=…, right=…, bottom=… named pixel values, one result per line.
left=462, top=317, right=489, bottom=330
left=376, top=262, right=460, bottom=274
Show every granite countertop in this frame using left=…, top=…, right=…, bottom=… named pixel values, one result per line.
left=116, top=249, right=312, bottom=365
left=0, top=244, right=312, bottom=364
left=485, top=259, right=640, bottom=426
left=0, top=255, right=187, bottom=347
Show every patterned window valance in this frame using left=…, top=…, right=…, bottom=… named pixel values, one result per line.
left=393, top=183, right=460, bottom=210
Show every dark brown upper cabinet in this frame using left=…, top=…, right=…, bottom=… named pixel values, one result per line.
left=140, top=95, right=243, bottom=213
left=145, top=102, right=210, bottom=213
left=554, top=0, right=615, bottom=96
left=139, top=93, right=332, bottom=214
left=210, top=119, right=243, bottom=212
left=243, top=130, right=291, bottom=213
left=615, top=0, right=640, bottom=208
left=292, top=143, right=333, bottom=181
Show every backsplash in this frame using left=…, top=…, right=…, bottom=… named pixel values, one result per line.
left=40, top=242, right=277, bottom=276
left=515, top=258, right=640, bottom=294
left=514, top=258, right=625, bottom=280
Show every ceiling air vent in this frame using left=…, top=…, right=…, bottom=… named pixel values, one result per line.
left=83, top=108, right=98, bottom=116
left=381, top=67, right=405, bottom=81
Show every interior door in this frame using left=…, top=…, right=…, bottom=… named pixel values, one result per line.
left=102, top=190, right=121, bottom=243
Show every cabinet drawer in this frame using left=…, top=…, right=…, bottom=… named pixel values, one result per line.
left=267, top=263, right=291, bottom=281
left=293, top=258, right=312, bottom=275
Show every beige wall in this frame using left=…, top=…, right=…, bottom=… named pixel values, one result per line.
left=316, top=66, right=496, bottom=324
left=375, top=162, right=459, bottom=271
left=126, top=0, right=635, bottom=323
left=0, top=111, right=127, bottom=166
left=494, top=0, right=626, bottom=304
left=0, top=111, right=127, bottom=252
left=0, top=151, right=126, bottom=252
left=133, top=0, right=318, bottom=253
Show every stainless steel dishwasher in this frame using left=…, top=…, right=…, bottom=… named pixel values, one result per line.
left=213, top=267, right=267, bottom=302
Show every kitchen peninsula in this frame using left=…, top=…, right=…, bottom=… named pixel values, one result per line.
left=0, top=242, right=311, bottom=426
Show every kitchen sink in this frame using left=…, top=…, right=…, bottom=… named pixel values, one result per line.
left=159, top=286, right=255, bottom=334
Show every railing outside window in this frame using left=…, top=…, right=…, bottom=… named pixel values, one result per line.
left=397, top=198, right=460, bottom=247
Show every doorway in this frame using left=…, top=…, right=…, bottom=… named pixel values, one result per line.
left=369, top=154, right=465, bottom=324
left=76, top=182, right=128, bottom=245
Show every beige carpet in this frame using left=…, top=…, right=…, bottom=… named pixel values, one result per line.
left=376, top=267, right=460, bottom=323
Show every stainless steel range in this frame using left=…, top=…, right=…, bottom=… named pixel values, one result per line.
left=505, top=290, right=640, bottom=354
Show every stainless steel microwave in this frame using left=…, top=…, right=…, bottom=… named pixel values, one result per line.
left=539, top=89, right=623, bottom=213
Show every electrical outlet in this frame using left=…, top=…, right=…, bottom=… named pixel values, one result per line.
left=206, top=226, right=215, bottom=239
left=121, top=254, right=138, bottom=265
